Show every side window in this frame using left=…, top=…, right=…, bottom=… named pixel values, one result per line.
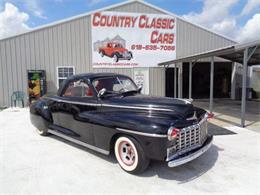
left=63, top=80, right=93, bottom=97
left=93, top=77, right=117, bottom=92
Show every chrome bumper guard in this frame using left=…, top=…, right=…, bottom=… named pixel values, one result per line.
left=167, top=135, right=213, bottom=167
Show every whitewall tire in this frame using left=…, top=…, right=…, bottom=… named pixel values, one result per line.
left=114, top=136, right=149, bottom=174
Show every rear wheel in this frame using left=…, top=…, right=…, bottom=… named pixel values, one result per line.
left=114, top=136, right=149, bottom=174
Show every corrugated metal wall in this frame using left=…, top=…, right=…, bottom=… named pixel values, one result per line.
left=176, top=18, right=235, bottom=58
left=0, top=17, right=93, bottom=106
left=0, top=1, right=235, bottom=107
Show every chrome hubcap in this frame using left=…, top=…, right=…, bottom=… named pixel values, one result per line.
left=118, top=141, right=135, bottom=166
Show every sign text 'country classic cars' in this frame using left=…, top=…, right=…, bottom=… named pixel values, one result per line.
left=91, top=12, right=176, bottom=68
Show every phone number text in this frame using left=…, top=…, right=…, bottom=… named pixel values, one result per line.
left=131, top=44, right=175, bottom=51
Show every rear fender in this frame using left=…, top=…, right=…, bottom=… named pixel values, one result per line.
left=30, top=100, right=53, bottom=130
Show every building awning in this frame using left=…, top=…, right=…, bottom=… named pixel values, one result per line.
left=158, top=39, right=260, bottom=66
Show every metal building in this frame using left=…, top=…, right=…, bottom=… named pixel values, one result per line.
left=0, top=0, right=236, bottom=107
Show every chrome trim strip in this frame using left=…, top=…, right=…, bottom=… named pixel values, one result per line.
left=186, top=111, right=197, bottom=121
left=168, top=137, right=213, bottom=167
left=48, top=129, right=110, bottom=155
left=103, top=104, right=173, bottom=112
left=175, top=98, right=192, bottom=104
left=199, top=115, right=208, bottom=125
left=45, top=97, right=101, bottom=106
left=116, top=128, right=167, bottom=138
left=44, top=97, right=173, bottom=112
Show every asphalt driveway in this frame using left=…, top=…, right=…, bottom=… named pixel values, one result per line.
left=0, top=108, right=259, bottom=195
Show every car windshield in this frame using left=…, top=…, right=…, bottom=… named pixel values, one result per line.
left=93, top=76, right=138, bottom=94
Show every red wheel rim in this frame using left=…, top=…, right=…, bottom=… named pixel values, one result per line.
left=118, top=141, right=136, bottom=166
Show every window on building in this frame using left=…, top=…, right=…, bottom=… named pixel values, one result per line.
left=57, top=66, right=75, bottom=88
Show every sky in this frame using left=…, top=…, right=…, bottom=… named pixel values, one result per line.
left=0, top=0, right=260, bottom=42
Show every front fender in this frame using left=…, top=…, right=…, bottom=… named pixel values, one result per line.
left=78, top=109, right=172, bottom=160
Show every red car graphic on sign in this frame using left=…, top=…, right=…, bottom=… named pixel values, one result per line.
left=99, top=43, right=133, bottom=62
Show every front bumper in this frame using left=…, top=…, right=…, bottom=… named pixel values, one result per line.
left=167, top=135, right=213, bottom=167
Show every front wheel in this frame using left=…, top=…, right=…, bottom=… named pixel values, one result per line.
left=114, top=136, right=150, bottom=174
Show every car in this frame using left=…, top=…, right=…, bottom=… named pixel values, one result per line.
left=98, top=43, right=133, bottom=62
left=30, top=73, right=213, bottom=174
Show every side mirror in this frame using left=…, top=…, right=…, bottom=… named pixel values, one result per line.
left=98, top=88, right=107, bottom=98
left=137, top=86, right=142, bottom=94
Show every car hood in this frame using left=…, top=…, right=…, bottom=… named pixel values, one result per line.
left=101, top=94, right=195, bottom=119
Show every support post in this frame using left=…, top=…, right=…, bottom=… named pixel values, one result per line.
left=241, top=48, right=248, bottom=127
left=178, top=63, right=183, bottom=98
left=189, top=61, right=192, bottom=99
left=231, top=62, right=237, bottom=100
left=174, top=63, right=177, bottom=98
left=209, top=57, right=214, bottom=113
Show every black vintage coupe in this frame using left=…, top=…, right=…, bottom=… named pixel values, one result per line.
left=30, top=73, right=213, bottom=174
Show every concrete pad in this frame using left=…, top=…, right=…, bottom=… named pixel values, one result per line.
left=193, top=99, right=260, bottom=133
left=0, top=108, right=259, bottom=195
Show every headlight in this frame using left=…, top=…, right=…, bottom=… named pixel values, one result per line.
left=167, top=127, right=180, bottom=141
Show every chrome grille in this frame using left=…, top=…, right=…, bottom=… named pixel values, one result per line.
left=166, top=116, right=208, bottom=161
left=176, top=117, right=208, bottom=154
left=200, top=118, right=208, bottom=144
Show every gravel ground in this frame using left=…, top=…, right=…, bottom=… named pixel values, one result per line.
left=0, top=108, right=259, bottom=195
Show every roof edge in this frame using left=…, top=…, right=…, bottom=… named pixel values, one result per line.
left=158, top=45, right=235, bottom=65
left=0, top=0, right=237, bottom=43
left=158, top=39, right=260, bottom=65
left=0, top=0, right=137, bottom=41
left=137, top=0, right=237, bottom=43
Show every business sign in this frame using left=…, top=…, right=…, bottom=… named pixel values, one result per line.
left=91, top=12, right=176, bottom=68
left=134, top=68, right=149, bottom=94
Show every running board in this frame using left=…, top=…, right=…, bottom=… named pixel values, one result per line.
left=48, top=129, right=110, bottom=155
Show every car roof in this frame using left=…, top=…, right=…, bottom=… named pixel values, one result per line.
left=68, top=72, right=129, bottom=81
